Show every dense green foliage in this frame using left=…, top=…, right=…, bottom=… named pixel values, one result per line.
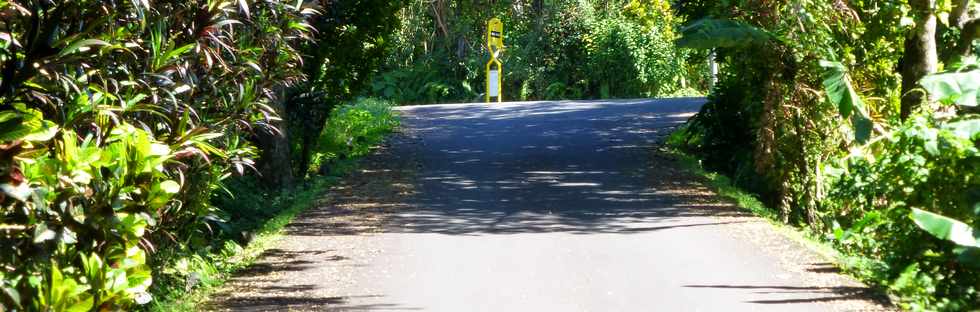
left=150, top=98, right=398, bottom=311
left=284, top=0, right=402, bottom=177
left=4, top=0, right=978, bottom=310
left=672, top=1, right=980, bottom=310
left=309, top=98, right=399, bottom=175
left=0, top=1, right=399, bottom=310
left=826, top=116, right=978, bottom=310
left=372, top=0, right=703, bottom=104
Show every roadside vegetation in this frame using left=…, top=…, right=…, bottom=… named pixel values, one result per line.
left=2, top=0, right=979, bottom=311
left=670, top=1, right=980, bottom=310
left=373, top=0, right=706, bottom=104
left=149, top=98, right=398, bottom=312
left=0, top=0, right=398, bottom=310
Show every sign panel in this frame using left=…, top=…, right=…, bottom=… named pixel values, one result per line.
left=488, top=70, right=500, bottom=97
left=487, top=18, right=503, bottom=50
left=486, top=18, right=504, bottom=103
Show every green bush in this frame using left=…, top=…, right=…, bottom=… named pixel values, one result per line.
left=824, top=115, right=980, bottom=310
left=0, top=1, right=310, bottom=309
left=672, top=1, right=980, bottom=309
left=585, top=17, right=683, bottom=98
left=372, top=0, right=698, bottom=104
left=309, top=98, right=400, bottom=174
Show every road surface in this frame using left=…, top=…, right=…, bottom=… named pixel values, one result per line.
left=211, top=99, right=888, bottom=311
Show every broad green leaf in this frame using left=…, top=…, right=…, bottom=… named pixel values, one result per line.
left=911, top=208, right=979, bottom=247
left=32, top=224, right=56, bottom=243
left=115, top=213, right=146, bottom=238
left=920, top=69, right=980, bottom=107
left=22, top=120, right=59, bottom=142
left=58, top=39, right=110, bottom=57
left=954, top=247, right=980, bottom=269
left=159, top=180, right=180, bottom=194
left=65, top=296, right=94, bottom=312
left=944, top=119, right=980, bottom=140
left=676, top=18, right=772, bottom=49
left=820, top=61, right=859, bottom=118
left=0, top=109, right=47, bottom=142
left=819, top=60, right=873, bottom=143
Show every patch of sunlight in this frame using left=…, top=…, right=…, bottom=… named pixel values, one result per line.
left=554, top=182, right=601, bottom=187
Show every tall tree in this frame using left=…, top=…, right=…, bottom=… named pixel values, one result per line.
left=900, top=0, right=939, bottom=120
left=284, top=0, right=402, bottom=177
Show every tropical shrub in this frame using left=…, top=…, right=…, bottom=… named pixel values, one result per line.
left=310, top=98, right=400, bottom=174
left=285, top=0, right=402, bottom=177
left=585, top=17, right=683, bottom=98
left=824, top=115, right=979, bottom=310
left=373, top=0, right=698, bottom=104
left=0, top=0, right=312, bottom=309
left=673, top=0, right=980, bottom=309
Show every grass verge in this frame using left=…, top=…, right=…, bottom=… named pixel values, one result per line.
left=661, top=144, right=841, bottom=257
left=658, top=128, right=893, bottom=306
left=146, top=175, right=339, bottom=312
left=146, top=98, right=400, bottom=311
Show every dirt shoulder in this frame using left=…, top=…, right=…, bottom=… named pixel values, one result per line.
left=204, top=131, right=421, bottom=312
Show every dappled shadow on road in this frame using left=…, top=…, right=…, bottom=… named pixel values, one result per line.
left=279, top=98, right=741, bottom=236
left=389, top=98, right=747, bottom=235
left=684, top=283, right=892, bottom=307
left=381, top=163, right=752, bottom=235
left=212, top=99, right=891, bottom=311
left=207, top=137, right=421, bottom=311
left=279, top=98, right=752, bottom=236
left=218, top=294, right=422, bottom=312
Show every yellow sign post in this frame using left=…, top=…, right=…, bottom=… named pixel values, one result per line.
left=486, top=18, right=503, bottom=103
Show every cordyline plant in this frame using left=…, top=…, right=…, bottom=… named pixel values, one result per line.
left=0, top=0, right=313, bottom=309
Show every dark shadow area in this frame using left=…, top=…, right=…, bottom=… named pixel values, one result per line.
left=219, top=294, right=421, bottom=312
left=806, top=262, right=842, bottom=274
left=684, top=284, right=892, bottom=306
left=391, top=98, right=730, bottom=235
left=216, top=99, right=891, bottom=311
left=230, top=248, right=349, bottom=278
left=278, top=98, right=765, bottom=237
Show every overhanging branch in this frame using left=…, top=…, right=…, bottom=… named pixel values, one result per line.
left=955, top=17, right=980, bottom=58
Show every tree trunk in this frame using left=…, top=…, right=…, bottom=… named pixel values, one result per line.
left=255, top=97, right=295, bottom=189
left=900, top=0, right=938, bottom=120
left=951, top=0, right=972, bottom=29
left=954, top=18, right=980, bottom=58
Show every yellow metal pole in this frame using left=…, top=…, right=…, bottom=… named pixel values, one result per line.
left=486, top=59, right=492, bottom=103
left=496, top=60, right=503, bottom=103
left=486, top=18, right=504, bottom=103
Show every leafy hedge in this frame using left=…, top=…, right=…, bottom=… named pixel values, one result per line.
left=673, top=1, right=980, bottom=310
left=309, top=98, right=400, bottom=175
left=371, top=0, right=698, bottom=104
left=0, top=1, right=312, bottom=309
left=824, top=115, right=979, bottom=311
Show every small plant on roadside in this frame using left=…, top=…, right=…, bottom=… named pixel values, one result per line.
left=310, top=98, right=400, bottom=175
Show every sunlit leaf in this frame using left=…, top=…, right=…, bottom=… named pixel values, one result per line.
left=819, top=60, right=873, bottom=143
left=32, top=224, right=56, bottom=243
left=944, top=119, right=980, bottom=140
left=676, top=18, right=773, bottom=49
left=920, top=69, right=980, bottom=107
left=159, top=180, right=180, bottom=194
left=58, top=39, right=110, bottom=57
left=911, top=208, right=980, bottom=248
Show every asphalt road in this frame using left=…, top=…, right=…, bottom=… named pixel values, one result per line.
left=214, top=99, right=887, bottom=311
